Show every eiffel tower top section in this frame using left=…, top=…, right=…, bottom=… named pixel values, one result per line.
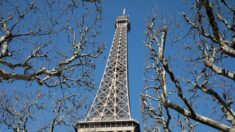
left=115, top=10, right=130, bottom=32
left=85, top=10, right=132, bottom=122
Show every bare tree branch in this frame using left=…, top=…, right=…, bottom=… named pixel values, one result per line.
left=0, top=0, right=103, bottom=131
left=142, top=1, right=235, bottom=130
left=166, top=102, right=235, bottom=132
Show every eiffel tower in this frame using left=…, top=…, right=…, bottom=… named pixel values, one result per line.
left=75, top=10, right=140, bottom=132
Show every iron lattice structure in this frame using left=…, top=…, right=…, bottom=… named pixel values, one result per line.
left=75, top=12, right=140, bottom=132
left=86, top=15, right=131, bottom=122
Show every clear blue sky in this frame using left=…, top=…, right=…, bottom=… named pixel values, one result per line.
left=2, top=0, right=233, bottom=131
left=96, top=1, right=235, bottom=131
left=93, top=0, right=189, bottom=128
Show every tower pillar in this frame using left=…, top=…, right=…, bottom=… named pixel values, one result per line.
left=75, top=12, right=140, bottom=132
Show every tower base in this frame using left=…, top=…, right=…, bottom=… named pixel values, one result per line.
left=75, top=120, right=140, bottom=132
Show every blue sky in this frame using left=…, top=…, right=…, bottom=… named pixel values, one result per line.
left=93, top=0, right=190, bottom=128
left=3, top=0, right=233, bottom=131
left=94, top=1, right=235, bottom=131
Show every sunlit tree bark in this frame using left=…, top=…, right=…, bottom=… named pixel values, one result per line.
left=0, top=0, right=103, bottom=131
left=142, top=0, right=235, bottom=131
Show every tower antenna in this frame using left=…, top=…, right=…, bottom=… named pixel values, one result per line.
left=123, top=8, right=126, bottom=15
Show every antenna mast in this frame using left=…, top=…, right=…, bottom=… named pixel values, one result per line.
left=123, top=8, right=126, bottom=15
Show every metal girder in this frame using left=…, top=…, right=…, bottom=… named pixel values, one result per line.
left=86, top=15, right=131, bottom=122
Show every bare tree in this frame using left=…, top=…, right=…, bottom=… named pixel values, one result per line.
left=0, top=0, right=103, bottom=87
left=0, top=88, right=87, bottom=131
left=142, top=0, right=235, bottom=131
left=0, top=0, right=103, bottom=131
left=0, top=90, right=44, bottom=132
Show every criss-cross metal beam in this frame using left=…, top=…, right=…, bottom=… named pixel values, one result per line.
left=86, top=15, right=131, bottom=121
left=75, top=12, right=140, bottom=132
